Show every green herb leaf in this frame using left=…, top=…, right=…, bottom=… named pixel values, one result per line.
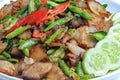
left=102, top=4, right=108, bottom=9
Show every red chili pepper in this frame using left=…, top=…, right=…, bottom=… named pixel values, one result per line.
left=41, top=0, right=47, bottom=4
left=5, top=9, right=47, bottom=36
left=33, top=32, right=44, bottom=38
left=45, top=1, right=70, bottom=20
left=5, top=1, right=70, bottom=36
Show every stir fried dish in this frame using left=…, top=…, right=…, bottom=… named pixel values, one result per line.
left=2, top=0, right=120, bottom=80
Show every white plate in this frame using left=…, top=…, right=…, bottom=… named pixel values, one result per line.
left=0, top=0, right=120, bottom=80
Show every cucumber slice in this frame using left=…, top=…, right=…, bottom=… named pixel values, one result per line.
left=108, top=24, right=120, bottom=34
left=82, top=48, right=110, bottom=76
left=96, top=37, right=120, bottom=70
left=111, top=12, right=120, bottom=22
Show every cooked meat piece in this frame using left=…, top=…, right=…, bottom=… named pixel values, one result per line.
left=71, top=26, right=97, bottom=49
left=0, top=0, right=29, bottom=20
left=30, top=45, right=47, bottom=61
left=67, top=53, right=82, bottom=67
left=10, top=47, right=23, bottom=59
left=62, top=34, right=71, bottom=44
left=14, top=61, right=30, bottom=75
left=0, top=5, right=12, bottom=20
left=76, top=0, right=88, bottom=9
left=0, top=24, right=5, bottom=33
left=87, top=0, right=110, bottom=17
left=22, top=62, right=52, bottom=80
left=47, top=66, right=65, bottom=80
left=66, top=40, right=86, bottom=56
left=0, top=41, right=7, bottom=53
left=0, top=60, right=15, bottom=76
left=18, top=30, right=32, bottom=40
left=49, top=40, right=62, bottom=47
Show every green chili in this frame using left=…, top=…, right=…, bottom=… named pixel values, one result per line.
left=45, top=28, right=64, bottom=44
left=6, top=25, right=30, bottom=39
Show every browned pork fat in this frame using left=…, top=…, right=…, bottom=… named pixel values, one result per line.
left=71, top=26, right=97, bottom=49
left=87, top=0, right=110, bottom=17
left=47, top=66, right=65, bottom=80
left=0, top=60, right=15, bottom=76
left=22, top=62, right=52, bottom=80
left=30, top=45, right=47, bottom=61
left=0, top=41, right=7, bottom=53
left=0, top=0, right=29, bottom=20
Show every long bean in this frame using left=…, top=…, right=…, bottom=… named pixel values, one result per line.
left=5, top=18, right=18, bottom=31
left=47, top=49, right=56, bottom=55
left=29, top=0, right=37, bottom=14
left=22, top=48, right=29, bottom=57
left=45, top=28, right=64, bottom=44
left=0, top=6, right=27, bottom=23
left=44, top=16, right=73, bottom=32
left=8, top=58, right=19, bottom=63
left=0, top=55, right=6, bottom=60
left=6, top=25, right=30, bottom=39
left=58, top=60, right=72, bottom=76
left=76, top=61, right=84, bottom=76
left=68, top=5, right=92, bottom=20
left=2, top=52, right=11, bottom=58
left=47, top=1, right=92, bottom=20
left=19, top=39, right=36, bottom=50
left=50, top=47, right=65, bottom=62
left=53, top=0, right=66, bottom=3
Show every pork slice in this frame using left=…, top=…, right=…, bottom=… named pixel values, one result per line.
left=22, top=62, right=52, bottom=80
left=0, top=60, right=15, bottom=76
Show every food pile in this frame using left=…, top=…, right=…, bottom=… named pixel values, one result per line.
left=0, top=0, right=118, bottom=80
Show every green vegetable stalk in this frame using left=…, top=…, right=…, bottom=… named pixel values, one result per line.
left=22, top=48, right=29, bottom=57
left=47, top=49, right=56, bottom=55
left=47, top=1, right=92, bottom=20
left=50, top=47, right=65, bottom=62
left=59, top=60, right=82, bottom=80
left=0, top=55, right=6, bottom=60
left=19, top=39, right=37, bottom=50
left=76, top=61, right=84, bottom=76
left=8, top=58, right=19, bottom=63
left=68, top=5, right=92, bottom=20
left=45, top=28, right=64, bottom=44
left=58, top=60, right=72, bottom=76
left=29, top=0, right=37, bottom=14
left=44, top=16, right=73, bottom=32
left=5, top=18, right=18, bottom=31
left=2, top=51, right=11, bottom=58
left=0, top=6, right=27, bottom=23
left=6, top=25, right=30, bottom=39
left=53, top=0, right=66, bottom=3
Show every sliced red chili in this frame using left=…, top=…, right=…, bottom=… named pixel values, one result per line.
left=5, top=9, right=47, bottom=36
left=46, top=1, right=70, bottom=20
left=41, top=0, right=47, bottom=4
left=5, top=1, right=70, bottom=36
